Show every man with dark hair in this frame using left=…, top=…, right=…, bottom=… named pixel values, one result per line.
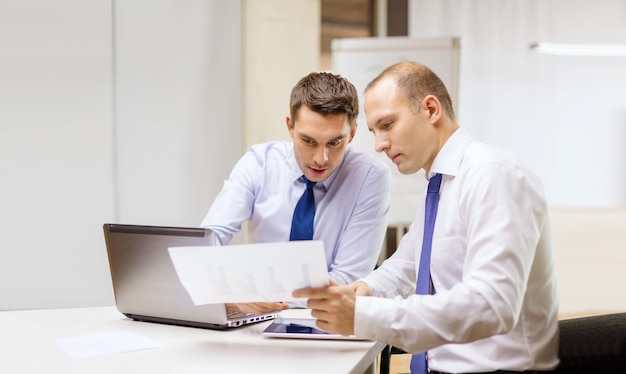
left=202, top=72, right=391, bottom=313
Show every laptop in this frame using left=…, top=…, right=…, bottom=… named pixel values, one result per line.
left=103, top=223, right=280, bottom=330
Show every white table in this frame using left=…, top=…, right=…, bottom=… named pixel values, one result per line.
left=0, top=306, right=385, bottom=373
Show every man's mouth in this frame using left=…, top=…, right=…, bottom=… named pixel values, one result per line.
left=308, top=166, right=327, bottom=175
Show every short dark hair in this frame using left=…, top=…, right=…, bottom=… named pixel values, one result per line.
left=290, top=72, right=359, bottom=126
left=365, top=61, right=456, bottom=121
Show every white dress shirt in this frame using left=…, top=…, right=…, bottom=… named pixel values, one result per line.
left=200, top=141, right=391, bottom=285
left=354, top=128, right=559, bottom=372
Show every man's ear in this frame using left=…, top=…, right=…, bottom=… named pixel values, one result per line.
left=348, top=123, right=357, bottom=143
left=423, top=95, right=442, bottom=123
left=286, top=116, right=295, bottom=139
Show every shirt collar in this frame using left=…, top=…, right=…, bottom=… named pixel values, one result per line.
left=429, top=127, right=473, bottom=179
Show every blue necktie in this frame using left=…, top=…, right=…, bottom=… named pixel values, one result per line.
left=289, top=176, right=317, bottom=241
left=410, top=173, right=442, bottom=374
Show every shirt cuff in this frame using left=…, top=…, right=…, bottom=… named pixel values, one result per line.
left=354, top=295, right=397, bottom=341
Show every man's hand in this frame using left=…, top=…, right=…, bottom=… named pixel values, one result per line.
left=227, top=302, right=288, bottom=314
left=292, top=280, right=371, bottom=336
left=352, top=280, right=372, bottom=297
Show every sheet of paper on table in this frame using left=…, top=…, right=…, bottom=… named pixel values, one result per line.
left=56, top=331, right=164, bottom=360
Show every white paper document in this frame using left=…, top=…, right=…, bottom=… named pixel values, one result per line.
left=168, top=240, right=329, bottom=305
left=56, top=330, right=164, bottom=360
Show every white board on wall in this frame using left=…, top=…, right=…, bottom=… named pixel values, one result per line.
left=332, top=36, right=460, bottom=224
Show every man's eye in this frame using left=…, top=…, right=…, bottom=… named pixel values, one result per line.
left=328, top=140, right=341, bottom=147
left=303, top=138, right=315, bottom=145
left=382, top=121, right=392, bottom=129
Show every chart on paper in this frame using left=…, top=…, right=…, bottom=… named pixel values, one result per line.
left=168, top=241, right=329, bottom=304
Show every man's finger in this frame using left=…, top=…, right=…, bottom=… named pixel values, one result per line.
left=292, top=286, right=330, bottom=299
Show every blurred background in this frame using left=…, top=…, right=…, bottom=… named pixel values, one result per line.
left=1, top=0, right=625, bottom=314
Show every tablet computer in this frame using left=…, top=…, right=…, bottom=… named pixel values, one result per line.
left=262, top=317, right=369, bottom=341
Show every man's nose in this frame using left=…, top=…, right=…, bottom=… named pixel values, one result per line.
left=374, top=133, right=389, bottom=153
left=313, top=146, right=329, bottom=164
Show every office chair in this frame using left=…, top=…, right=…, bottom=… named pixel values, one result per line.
left=379, top=312, right=626, bottom=374
left=553, top=312, right=626, bottom=373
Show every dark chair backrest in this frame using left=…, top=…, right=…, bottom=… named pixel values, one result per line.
left=553, top=312, right=626, bottom=373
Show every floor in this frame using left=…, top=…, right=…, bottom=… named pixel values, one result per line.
left=378, top=352, right=411, bottom=374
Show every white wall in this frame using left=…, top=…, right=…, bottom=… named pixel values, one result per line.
left=0, top=0, right=115, bottom=310
left=0, top=0, right=243, bottom=310
left=114, top=0, right=242, bottom=226
left=551, top=208, right=626, bottom=315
